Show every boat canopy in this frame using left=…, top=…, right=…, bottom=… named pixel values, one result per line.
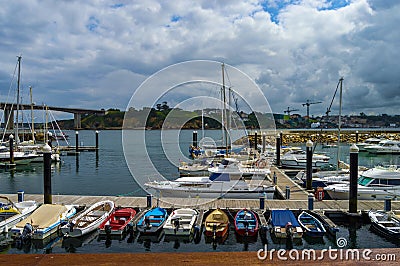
left=271, top=210, right=300, bottom=227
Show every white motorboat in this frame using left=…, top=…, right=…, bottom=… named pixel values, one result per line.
left=61, top=200, right=114, bottom=238
left=0, top=151, right=39, bottom=165
left=163, top=208, right=198, bottom=236
left=0, top=196, right=38, bottom=233
left=208, top=157, right=271, bottom=180
left=364, top=140, right=400, bottom=154
left=324, top=165, right=400, bottom=200
left=145, top=175, right=275, bottom=199
left=357, top=137, right=386, bottom=152
left=280, top=149, right=330, bottom=169
left=11, top=204, right=76, bottom=240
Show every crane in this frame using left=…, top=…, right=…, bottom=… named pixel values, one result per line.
left=284, top=107, right=299, bottom=116
left=302, top=99, right=322, bottom=126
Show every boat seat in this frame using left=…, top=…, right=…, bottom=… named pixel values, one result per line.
left=378, top=221, right=393, bottom=224
left=386, top=227, right=400, bottom=230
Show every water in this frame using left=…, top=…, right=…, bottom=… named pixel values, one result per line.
left=1, top=129, right=400, bottom=254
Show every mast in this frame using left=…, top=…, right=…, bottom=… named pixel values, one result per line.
left=15, top=55, right=22, bottom=146
left=30, top=86, right=35, bottom=143
left=336, top=77, right=343, bottom=170
left=221, top=63, right=228, bottom=155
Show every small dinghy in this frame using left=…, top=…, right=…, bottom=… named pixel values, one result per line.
left=297, top=211, right=326, bottom=238
left=136, top=207, right=168, bottom=234
left=61, top=200, right=114, bottom=238
left=234, top=209, right=259, bottom=237
left=0, top=196, right=37, bottom=234
left=269, top=210, right=303, bottom=239
left=99, top=207, right=136, bottom=236
left=368, top=210, right=400, bottom=240
left=163, top=208, right=198, bottom=236
left=204, top=208, right=229, bottom=239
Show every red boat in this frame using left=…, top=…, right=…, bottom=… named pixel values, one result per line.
left=234, top=209, right=259, bottom=237
left=99, top=208, right=136, bottom=235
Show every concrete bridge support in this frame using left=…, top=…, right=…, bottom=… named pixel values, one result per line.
left=74, top=113, right=82, bottom=129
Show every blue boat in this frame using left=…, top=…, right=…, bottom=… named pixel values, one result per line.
left=269, top=210, right=303, bottom=239
left=136, top=207, right=168, bottom=234
left=297, top=211, right=326, bottom=238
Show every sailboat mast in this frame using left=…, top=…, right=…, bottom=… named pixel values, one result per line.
left=221, top=63, right=228, bottom=155
left=15, top=55, right=22, bottom=146
left=30, top=86, right=35, bottom=143
left=336, top=77, right=343, bottom=169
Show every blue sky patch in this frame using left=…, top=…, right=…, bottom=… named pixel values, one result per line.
left=86, top=16, right=99, bottom=32
left=171, top=15, right=182, bottom=22
left=110, top=3, right=124, bottom=9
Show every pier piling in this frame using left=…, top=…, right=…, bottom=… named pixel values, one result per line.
left=259, top=195, right=265, bottom=210
left=285, top=186, right=290, bottom=199
left=192, top=131, right=198, bottom=147
left=146, top=194, right=152, bottom=208
left=384, top=196, right=392, bottom=212
left=43, top=144, right=52, bottom=204
left=349, top=144, right=359, bottom=213
left=254, top=132, right=258, bottom=151
left=275, top=134, right=281, bottom=166
left=262, top=133, right=266, bottom=153
left=75, top=131, right=79, bottom=154
left=355, top=130, right=359, bottom=144
left=95, top=130, right=99, bottom=150
left=9, top=134, right=14, bottom=165
left=306, top=140, right=313, bottom=191
left=308, top=193, right=314, bottom=210
left=17, top=190, right=24, bottom=203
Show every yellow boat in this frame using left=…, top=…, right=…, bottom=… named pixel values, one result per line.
left=204, top=208, right=229, bottom=238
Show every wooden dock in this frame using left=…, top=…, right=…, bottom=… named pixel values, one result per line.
left=4, top=193, right=399, bottom=212
left=270, top=166, right=309, bottom=200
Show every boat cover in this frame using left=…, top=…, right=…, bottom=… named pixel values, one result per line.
left=15, top=204, right=68, bottom=229
left=271, top=210, right=300, bottom=227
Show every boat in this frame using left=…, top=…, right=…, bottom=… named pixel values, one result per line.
left=234, top=209, right=259, bottom=237
left=163, top=208, right=198, bottom=236
left=357, top=137, right=386, bottom=152
left=178, top=159, right=211, bottom=176
left=368, top=210, right=400, bottom=240
left=98, top=207, right=136, bottom=236
left=280, top=149, right=331, bottom=169
left=208, top=157, right=271, bottom=180
left=61, top=200, right=114, bottom=238
left=10, top=204, right=76, bottom=240
left=297, top=211, right=326, bottom=238
left=0, top=196, right=37, bottom=233
left=204, top=208, right=229, bottom=239
left=324, top=165, right=400, bottom=200
left=269, top=210, right=303, bottom=239
left=136, top=207, right=168, bottom=234
left=364, top=140, right=400, bottom=154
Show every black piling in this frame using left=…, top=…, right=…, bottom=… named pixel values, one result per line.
left=272, top=172, right=277, bottom=185
left=95, top=130, right=99, bottom=150
left=146, top=194, right=152, bottom=208
left=9, top=134, right=14, bottom=165
left=262, top=133, right=266, bottom=154
left=308, top=193, right=314, bottom=210
left=285, top=186, right=290, bottom=199
left=306, top=140, right=313, bottom=191
left=259, top=195, right=265, bottom=210
left=384, top=196, right=392, bottom=212
left=192, top=131, right=198, bottom=147
left=349, top=144, right=359, bottom=214
left=254, top=132, right=258, bottom=151
left=275, top=134, right=281, bottom=166
left=75, top=131, right=79, bottom=153
left=355, top=130, right=359, bottom=144
left=17, top=190, right=24, bottom=203
left=43, top=144, right=52, bottom=204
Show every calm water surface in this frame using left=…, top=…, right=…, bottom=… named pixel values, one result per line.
left=1, top=129, right=400, bottom=254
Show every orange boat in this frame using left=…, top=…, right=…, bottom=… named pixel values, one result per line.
left=99, top=208, right=136, bottom=235
left=204, top=208, right=229, bottom=238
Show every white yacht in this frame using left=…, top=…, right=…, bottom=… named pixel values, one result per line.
left=208, top=157, right=271, bottom=180
left=280, top=149, right=330, bottom=169
left=356, top=137, right=385, bottom=152
left=364, top=140, right=400, bottom=154
left=324, top=165, right=400, bottom=200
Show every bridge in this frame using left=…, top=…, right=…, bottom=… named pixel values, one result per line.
left=0, top=102, right=106, bottom=129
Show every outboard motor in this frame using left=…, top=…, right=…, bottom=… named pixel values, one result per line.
left=144, top=216, right=151, bottom=229
left=69, top=222, right=75, bottom=232
left=173, top=218, right=180, bottom=234
left=105, top=224, right=112, bottom=236
left=20, top=223, right=33, bottom=243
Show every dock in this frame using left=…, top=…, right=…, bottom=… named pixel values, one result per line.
left=271, top=166, right=309, bottom=200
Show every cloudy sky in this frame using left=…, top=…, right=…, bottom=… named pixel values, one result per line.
left=0, top=0, right=399, bottom=120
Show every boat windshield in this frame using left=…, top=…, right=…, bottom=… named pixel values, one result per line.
left=358, top=176, right=374, bottom=186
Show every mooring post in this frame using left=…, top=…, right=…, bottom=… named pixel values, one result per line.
left=275, top=134, right=281, bottom=166
left=280, top=131, right=283, bottom=145
left=355, top=130, right=359, bottom=144
left=95, top=130, right=99, bottom=150
left=259, top=195, right=265, bottom=210
left=306, top=140, right=313, bottom=191
left=9, top=134, right=14, bottom=165
left=75, top=131, right=79, bottom=153
left=384, top=196, right=392, bottom=212
left=285, top=186, right=290, bottom=199
left=254, top=131, right=258, bottom=152
left=43, top=143, right=52, bottom=204
left=308, top=193, right=314, bottom=210
left=146, top=194, right=152, bottom=208
left=262, top=133, right=266, bottom=154
left=17, top=190, right=24, bottom=203
left=349, top=144, right=359, bottom=213
left=273, top=171, right=277, bottom=185
left=192, top=131, right=198, bottom=147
